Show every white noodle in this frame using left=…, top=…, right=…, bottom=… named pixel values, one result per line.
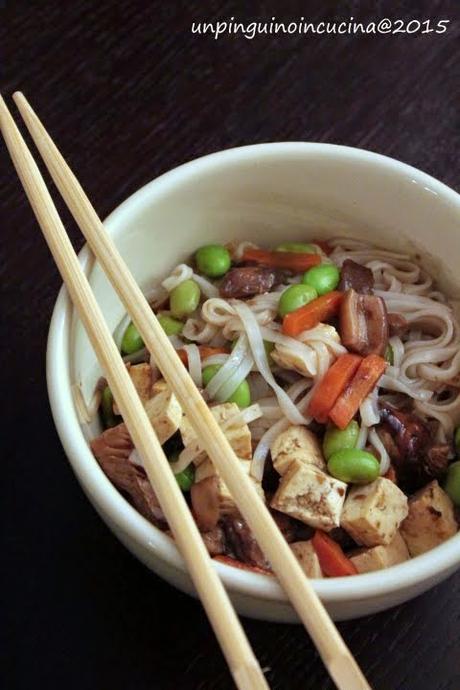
left=192, top=272, right=220, bottom=298
left=161, top=263, right=193, bottom=292
left=356, top=425, right=369, bottom=450
left=368, top=428, right=391, bottom=475
left=182, top=318, right=218, bottom=343
left=201, top=354, right=230, bottom=367
left=205, top=334, right=250, bottom=399
left=251, top=417, right=290, bottom=481
left=145, top=285, right=169, bottom=308
left=360, top=387, right=381, bottom=427
left=234, top=302, right=309, bottom=424
left=183, top=344, right=202, bottom=388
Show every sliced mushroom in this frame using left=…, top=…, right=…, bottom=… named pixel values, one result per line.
left=222, top=513, right=270, bottom=569
left=338, top=259, right=374, bottom=294
left=191, top=476, right=220, bottom=531
left=388, top=312, right=409, bottom=337
left=219, top=266, right=285, bottom=298
left=379, top=403, right=452, bottom=491
left=340, top=289, right=389, bottom=356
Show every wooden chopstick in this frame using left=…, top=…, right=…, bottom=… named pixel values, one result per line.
left=0, top=93, right=270, bottom=690
left=11, top=92, right=371, bottom=690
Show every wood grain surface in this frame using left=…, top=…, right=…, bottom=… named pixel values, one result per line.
left=1, top=2, right=459, bottom=689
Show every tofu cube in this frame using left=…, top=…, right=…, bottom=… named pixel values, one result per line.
left=144, top=385, right=182, bottom=444
left=128, top=363, right=153, bottom=402
left=151, top=379, right=168, bottom=395
left=270, top=425, right=326, bottom=475
left=113, top=363, right=153, bottom=413
left=195, top=458, right=265, bottom=513
left=341, top=477, right=408, bottom=547
left=400, top=480, right=457, bottom=557
left=270, top=460, right=346, bottom=531
left=349, top=531, right=410, bottom=573
left=180, top=403, right=252, bottom=465
left=290, top=541, right=323, bottom=578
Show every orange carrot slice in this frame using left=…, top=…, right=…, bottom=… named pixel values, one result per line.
left=329, top=354, right=387, bottom=430
left=308, top=353, right=363, bottom=423
left=312, top=530, right=358, bottom=577
left=241, top=247, right=321, bottom=272
left=282, top=291, right=343, bottom=337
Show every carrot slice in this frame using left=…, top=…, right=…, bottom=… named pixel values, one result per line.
left=241, top=247, right=321, bottom=272
left=329, top=354, right=387, bottom=430
left=282, top=291, right=343, bottom=337
left=177, top=346, right=228, bottom=366
left=312, top=530, right=358, bottom=577
left=308, top=353, right=363, bottom=423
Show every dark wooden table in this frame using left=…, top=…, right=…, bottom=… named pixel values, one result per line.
left=2, top=2, right=459, bottom=689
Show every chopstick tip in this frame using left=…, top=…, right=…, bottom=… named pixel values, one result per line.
left=12, top=91, right=25, bottom=104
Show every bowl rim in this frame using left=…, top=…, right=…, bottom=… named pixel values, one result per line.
left=47, top=142, right=460, bottom=605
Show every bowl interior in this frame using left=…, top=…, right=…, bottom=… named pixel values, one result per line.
left=54, top=143, right=460, bottom=607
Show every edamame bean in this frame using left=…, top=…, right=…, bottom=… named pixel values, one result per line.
left=302, top=264, right=340, bottom=296
left=444, top=461, right=460, bottom=506
left=385, top=344, right=394, bottom=365
left=278, top=284, right=318, bottom=318
left=175, top=463, right=195, bottom=491
left=169, top=279, right=201, bottom=319
left=195, top=244, right=231, bottom=278
left=327, top=448, right=380, bottom=484
left=101, top=386, right=118, bottom=429
left=121, top=321, right=144, bottom=354
left=455, top=427, right=460, bottom=455
left=158, top=314, right=184, bottom=336
left=202, top=364, right=251, bottom=408
left=276, top=242, right=316, bottom=253
left=323, top=421, right=360, bottom=460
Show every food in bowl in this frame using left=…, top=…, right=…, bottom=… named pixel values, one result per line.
left=89, top=236, right=460, bottom=578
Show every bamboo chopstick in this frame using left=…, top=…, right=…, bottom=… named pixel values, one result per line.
left=10, top=92, right=371, bottom=690
left=0, top=93, right=270, bottom=690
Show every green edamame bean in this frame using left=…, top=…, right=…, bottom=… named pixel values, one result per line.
left=327, top=448, right=380, bottom=484
left=385, top=344, right=394, bottom=365
left=202, top=364, right=221, bottom=386
left=121, top=321, right=144, bottom=354
left=195, top=244, right=231, bottom=278
left=202, top=364, right=251, bottom=408
left=278, top=284, right=318, bottom=318
left=276, top=242, right=316, bottom=253
left=175, top=463, right=195, bottom=491
left=302, top=264, right=340, bottom=296
left=444, top=461, right=460, bottom=506
left=169, top=279, right=201, bottom=319
left=455, top=427, right=460, bottom=455
left=323, top=421, right=360, bottom=460
left=168, top=451, right=195, bottom=491
left=158, top=314, right=184, bottom=336
left=101, top=386, right=118, bottom=429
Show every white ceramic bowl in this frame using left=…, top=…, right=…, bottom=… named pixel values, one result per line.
left=47, top=143, right=460, bottom=622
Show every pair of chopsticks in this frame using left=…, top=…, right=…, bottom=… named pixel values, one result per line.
left=0, top=92, right=371, bottom=690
